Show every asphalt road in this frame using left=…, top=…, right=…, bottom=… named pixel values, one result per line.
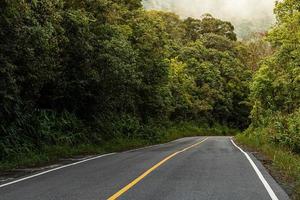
left=0, top=137, right=290, bottom=200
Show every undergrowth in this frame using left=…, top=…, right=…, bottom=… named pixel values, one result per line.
left=0, top=120, right=237, bottom=171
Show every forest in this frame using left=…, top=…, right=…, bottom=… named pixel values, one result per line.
left=0, top=0, right=299, bottom=194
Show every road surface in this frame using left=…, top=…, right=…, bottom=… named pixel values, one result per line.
left=0, top=137, right=290, bottom=200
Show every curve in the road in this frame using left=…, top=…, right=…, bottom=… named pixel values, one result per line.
left=108, top=138, right=208, bottom=200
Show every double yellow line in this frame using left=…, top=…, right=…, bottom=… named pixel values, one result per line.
left=108, top=138, right=208, bottom=200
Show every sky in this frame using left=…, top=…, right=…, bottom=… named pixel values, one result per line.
left=142, top=0, right=277, bottom=38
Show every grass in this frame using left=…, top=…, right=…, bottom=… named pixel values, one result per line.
left=0, top=140, right=150, bottom=171
left=235, top=133, right=300, bottom=200
left=0, top=121, right=237, bottom=171
left=160, top=121, right=237, bottom=142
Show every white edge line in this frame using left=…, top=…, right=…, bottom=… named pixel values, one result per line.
left=0, top=153, right=115, bottom=188
left=231, top=139, right=279, bottom=200
left=0, top=136, right=205, bottom=188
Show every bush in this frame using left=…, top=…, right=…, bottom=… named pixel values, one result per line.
left=270, top=110, right=300, bottom=153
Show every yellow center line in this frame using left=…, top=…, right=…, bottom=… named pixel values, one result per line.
left=107, top=137, right=208, bottom=200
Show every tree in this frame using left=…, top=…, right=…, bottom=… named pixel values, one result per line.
left=248, top=0, right=300, bottom=152
left=183, top=14, right=237, bottom=42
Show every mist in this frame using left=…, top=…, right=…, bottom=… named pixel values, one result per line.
left=142, top=0, right=277, bottom=38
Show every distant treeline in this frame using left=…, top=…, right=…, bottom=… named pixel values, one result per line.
left=142, top=0, right=275, bottom=40
left=0, top=0, right=252, bottom=162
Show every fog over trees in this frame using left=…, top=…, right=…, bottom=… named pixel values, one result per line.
left=143, top=0, right=276, bottom=38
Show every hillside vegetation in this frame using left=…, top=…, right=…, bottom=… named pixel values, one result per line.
left=0, top=0, right=250, bottom=169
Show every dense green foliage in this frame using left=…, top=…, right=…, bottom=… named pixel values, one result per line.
left=0, top=0, right=251, bottom=165
left=238, top=1, right=300, bottom=196
left=246, top=0, right=300, bottom=154
left=227, top=1, right=300, bottom=198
